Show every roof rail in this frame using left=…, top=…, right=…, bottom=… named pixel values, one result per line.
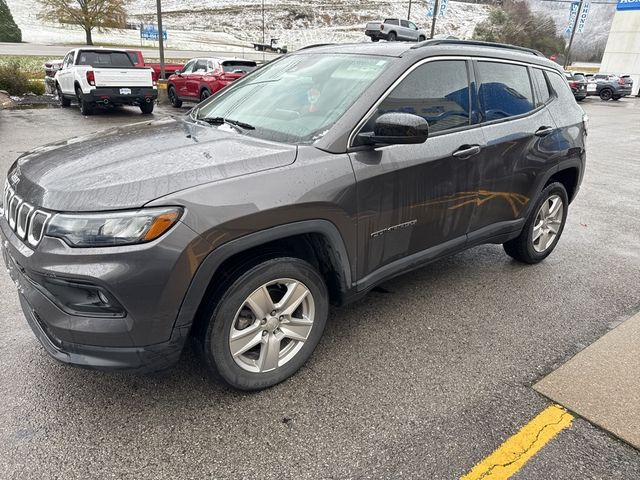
left=411, top=39, right=545, bottom=58
left=298, top=43, right=335, bottom=51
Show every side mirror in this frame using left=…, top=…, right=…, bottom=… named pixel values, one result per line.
left=357, top=112, right=429, bottom=146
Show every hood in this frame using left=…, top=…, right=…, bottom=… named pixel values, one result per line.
left=7, top=117, right=297, bottom=211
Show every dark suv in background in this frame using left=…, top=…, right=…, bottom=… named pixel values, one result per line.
left=565, top=71, right=587, bottom=101
left=1, top=40, right=586, bottom=390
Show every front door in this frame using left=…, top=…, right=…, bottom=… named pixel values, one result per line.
left=349, top=59, right=484, bottom=287
left=174, top=60, right=195, bottom=98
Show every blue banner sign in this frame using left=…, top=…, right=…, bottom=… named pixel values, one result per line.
left=577, top=2, right=590, bottom=33
left=140, top=25, right=167, bottom=41
left=617, top=0, right=640, bottom=10
left=427, top=0, right=448, bottom=17
left=565, top=2, right=580, bottom=35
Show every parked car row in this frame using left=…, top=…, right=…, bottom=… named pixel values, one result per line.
left=566, top=71, right=634, bottom=101
left=51, top=47, right=257, bottom=116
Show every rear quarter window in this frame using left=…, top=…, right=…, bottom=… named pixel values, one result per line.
left=477, top=61, right=534, bottom=121
left=531, top=68, right=551, bottom=106
left=547, top=71, right=576, bottom=104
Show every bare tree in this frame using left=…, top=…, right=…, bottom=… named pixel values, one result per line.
left=37, top=0, right=126, bottom=45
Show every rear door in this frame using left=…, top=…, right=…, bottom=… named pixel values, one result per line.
left=350, top=58, right=484, bottom=286
left=468, top=60, right=558, bottom=237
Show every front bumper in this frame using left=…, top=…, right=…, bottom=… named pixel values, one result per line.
left=0, top=216, right=202, bottom=372
left=85, top=86, right=158, bottom=105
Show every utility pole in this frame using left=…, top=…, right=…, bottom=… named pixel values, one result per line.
left=408, top=0, right=412, bottom=20
left=430, top=0, right=440, bottom=39
left=262, top=0, right=265, bottom=62
left=156, top=0, right=165, bottom=79
left=563, top=0, right=584, bottom=69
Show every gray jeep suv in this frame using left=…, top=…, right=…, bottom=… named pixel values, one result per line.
left=0, top=40, right=586, bottom=390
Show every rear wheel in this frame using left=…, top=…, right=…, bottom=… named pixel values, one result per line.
left=198, top=257, right=328, bottom=391
left=371, top=37, right=379, bottom=42
left=503, top=182, right=568, bottom=264
left=599, top=88, right=613, bottom=101
left=200, top=89, right=211, bottom=102
left=76, top=87, right=94, bottom=115
left=140, top=101, right=154, bottom=114
left=388, top=32, right=397, bottom=41
left=57, top=84, right=70, bottom=107
left=168, top=85, right=182, bottom=108
left=418, top=35, right=426, bottom=42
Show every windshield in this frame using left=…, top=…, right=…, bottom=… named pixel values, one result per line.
left=195, top=53, right=390, bottom=143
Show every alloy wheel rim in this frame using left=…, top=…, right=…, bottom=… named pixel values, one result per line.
left=532, top=194, right=564, bottom=253
left=228, top=278, right=315, bottom=373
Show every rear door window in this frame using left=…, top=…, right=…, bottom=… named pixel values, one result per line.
left=376, top=60, right=471, bottom=134
left=76, top=51, right=134, bottom=67
left=477, top=61, right=534, bottom=121
left=531, top=68, right=551, bottom=106
left=400, top=20, right=410, bottom=28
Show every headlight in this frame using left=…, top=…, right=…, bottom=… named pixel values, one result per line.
left=46, top=207, right=182, bottom=247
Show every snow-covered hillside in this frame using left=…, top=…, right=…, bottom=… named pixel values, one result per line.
left=6, top=0, right=489, bottom=51
left=5, top=0, right=614, bottom=56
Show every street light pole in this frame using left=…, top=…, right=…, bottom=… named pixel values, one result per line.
left=430, top=0, right=440, bottom=39
left=262, top=0, right=265, bottom=62
left=564, top=0, right=584, bottom=69
left=156, top=0, right=165, bottom=79
left=408, top=0, right=412, bottom=20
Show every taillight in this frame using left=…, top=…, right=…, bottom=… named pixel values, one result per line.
left=380, top=24, right=384, bottom=31
left=569, top=81, right=577, bottom=88
left=86, top=70, right=95, bottom=86
left=618, top=77, right=625, bottom=85
left=583, top=114, right=589, bottom=136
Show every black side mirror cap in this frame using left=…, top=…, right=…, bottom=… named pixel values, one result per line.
left=357, top=112, right=429, bottom=146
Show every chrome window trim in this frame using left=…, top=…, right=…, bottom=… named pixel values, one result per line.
left=347, top=55, right=562, bottom=149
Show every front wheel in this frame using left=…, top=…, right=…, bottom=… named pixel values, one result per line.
left=418, top=36, right=426, bottom=42
left=200, top=89, right=211, bottom=102
left=198, top=257, right=329, bottom=391
left=168, top=86, right=182, bottom=108
left=57, top=85, right=71, bottom=107
left=503, top=182, right=568, bottom=264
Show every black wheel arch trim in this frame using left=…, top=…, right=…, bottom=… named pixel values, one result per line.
left=172, top=219, right=353, bottom=331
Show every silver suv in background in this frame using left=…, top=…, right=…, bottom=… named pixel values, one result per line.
left=365, top=18, right=428, bottom=42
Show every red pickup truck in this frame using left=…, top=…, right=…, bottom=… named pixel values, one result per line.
left=126, top=50, right=183, bottom=80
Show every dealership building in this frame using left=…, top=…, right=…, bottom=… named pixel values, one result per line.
left=600, top=0, right=640, bottom=94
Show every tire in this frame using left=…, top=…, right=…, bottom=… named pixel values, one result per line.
left=371, top=37, right=379, bottom=42
left=76, top=87, right=94, bottom=115
left=139, top=101, right=154, bottom=114
left=388, top=32, right=397, bottom=42
left=503, top=182, right=569, bottom=264
left=198, top=257, right=329, bottom=391
left=57, top=84, right=71, bottom=107
left=200, top=89, right=211, bottom=102
left=612, top=96, right=620, bottom=101
left=276, top=48, right=282, bottom=53
left=168, top=86, right=182, bottom=108
left=599, top=89, right=613, bottom=101
left=418, top=36, right=426, bottom=42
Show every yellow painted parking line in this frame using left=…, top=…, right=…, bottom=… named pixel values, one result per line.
left=461, top=405, right=574, bottom=480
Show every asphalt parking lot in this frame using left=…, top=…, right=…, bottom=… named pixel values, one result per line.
left=0, top=99, right=639, bottom=479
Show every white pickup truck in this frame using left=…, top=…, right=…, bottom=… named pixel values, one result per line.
left=365, top=18, right=428, bottom=42
left=55, top=48, right=158, bottom=115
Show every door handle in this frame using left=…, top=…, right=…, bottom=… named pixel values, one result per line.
left=452, top=145, right=481, bottom=158
left=535, top=126, right=554, bottom=137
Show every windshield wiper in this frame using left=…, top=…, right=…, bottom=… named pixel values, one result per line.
left=200, top=117, right=255, bottom=131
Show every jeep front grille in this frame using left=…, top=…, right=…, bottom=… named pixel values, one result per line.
left=1, top=182, right=51, bottom=247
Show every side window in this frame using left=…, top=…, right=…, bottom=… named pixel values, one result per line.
left=384, top=19, right=399, bottom=25
left=376, top=60, right=471, bottom=134
left=408, top=21, right=418, bottom=30
left=531, top=68, right=551, bottom=106
left=182, top=60, right=196, bottom=74
left=477, top=61, right=534, bottom=121
left=194, top=59, right=208, bottom=72
left=400, top=20, right=410, bottom=28
left=547, top=71, right=575, bottom=104
left=63, top=53, right=72, bottom=69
